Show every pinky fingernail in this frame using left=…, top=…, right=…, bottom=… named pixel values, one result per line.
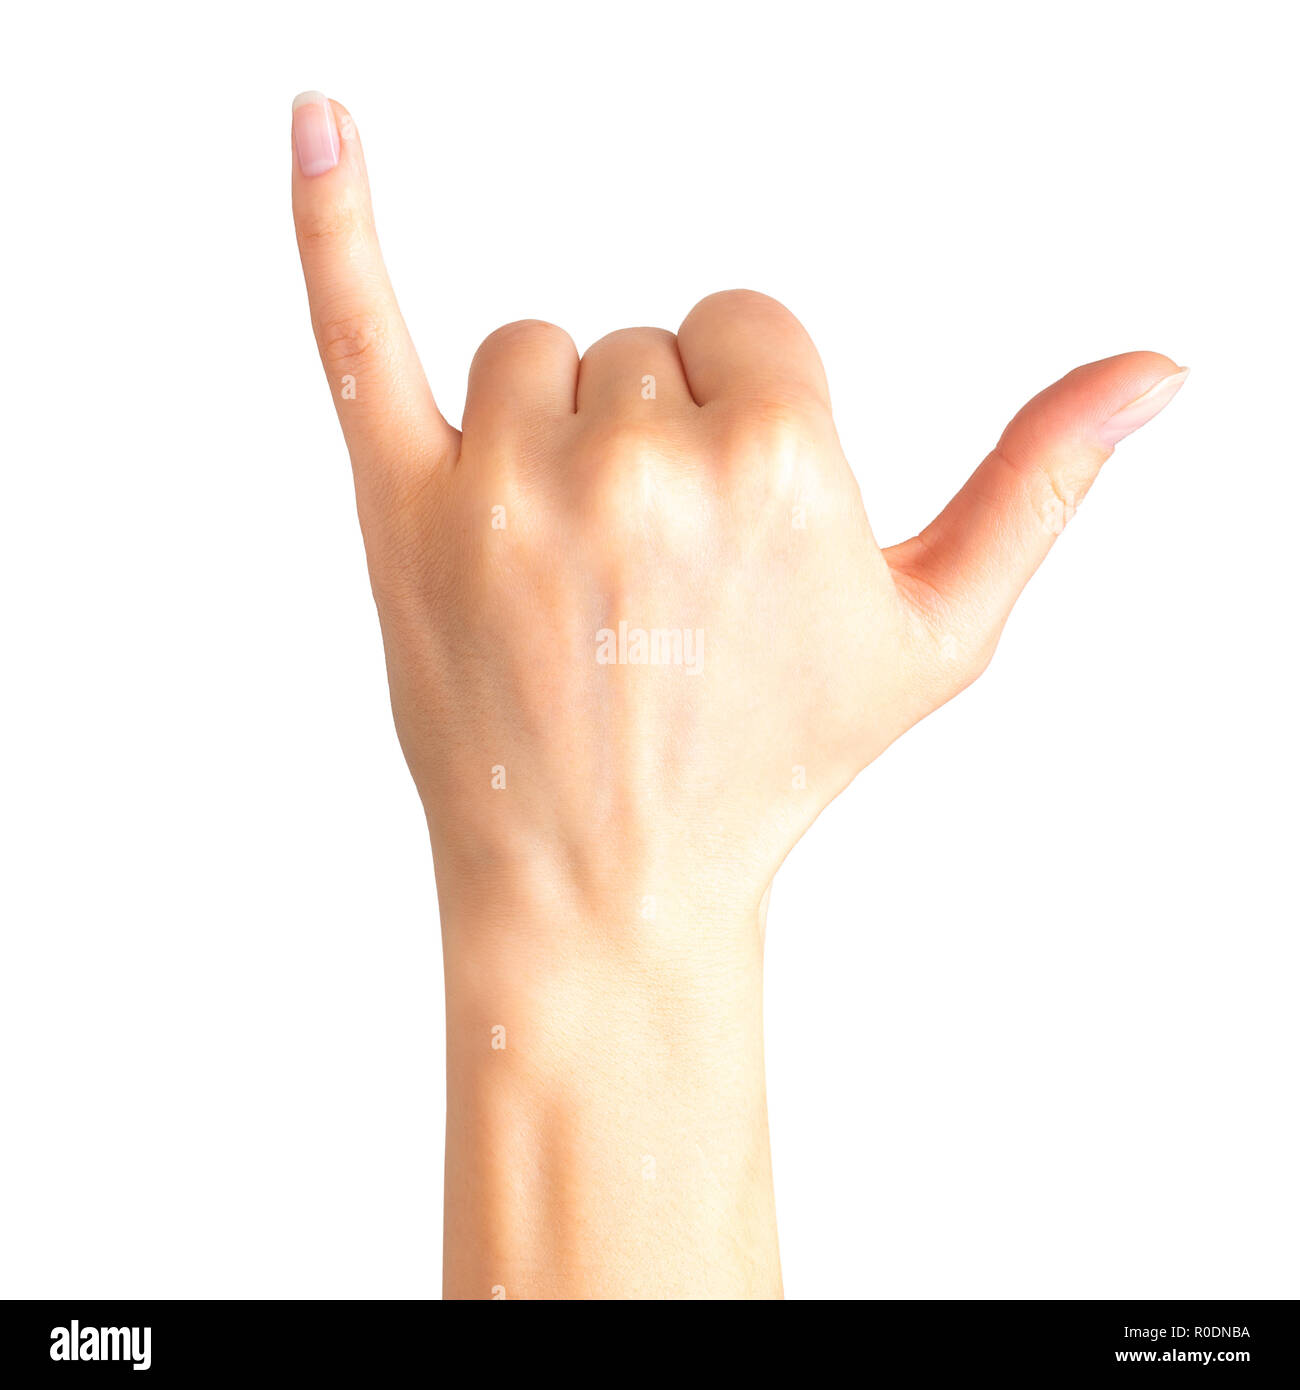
left=292, top=91, right=340, bottom=177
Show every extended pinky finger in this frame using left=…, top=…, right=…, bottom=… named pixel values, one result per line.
left=291, top=92, right=458, bottom=512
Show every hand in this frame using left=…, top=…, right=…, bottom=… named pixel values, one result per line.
left=291, top=92, right=1186, bottom=1298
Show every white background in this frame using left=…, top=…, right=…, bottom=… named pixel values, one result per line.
left=1, top=0, right=1295, bottom=1298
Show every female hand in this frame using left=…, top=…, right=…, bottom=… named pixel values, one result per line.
left=292, top=91, right=1185, bottom=1298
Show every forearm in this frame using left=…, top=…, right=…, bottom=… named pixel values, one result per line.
left=439, top=891, right=781, bottom=1300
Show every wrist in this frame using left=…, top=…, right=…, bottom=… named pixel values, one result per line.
left=435, top=848, right=768, bottom=982
left=437, top=876, right=780, bottom=1299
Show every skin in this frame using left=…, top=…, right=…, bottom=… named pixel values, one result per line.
left=291, top=97, right=1185, bottom=1300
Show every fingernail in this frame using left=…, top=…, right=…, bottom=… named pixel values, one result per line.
left=292, top=91, right=340, bottom=177
left=1098, top=367, right=1190, bottom=447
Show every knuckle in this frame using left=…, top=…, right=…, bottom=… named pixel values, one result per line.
left=296, top=197, right=368, bottom=249
left=475, top=318, right=571, bottom=363
left=583, top=326, right=674, bottom=360
left=688, top=287, right=786, bottom=321
left=582, top=418, right=659, bottom=480
left=713, top=395, right=824, bottom=480
left=316, top=310, right=390, bottom=374
left=991, top=444, right=1084, bottom=535
left=568, top=426, right=670, bottom=537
